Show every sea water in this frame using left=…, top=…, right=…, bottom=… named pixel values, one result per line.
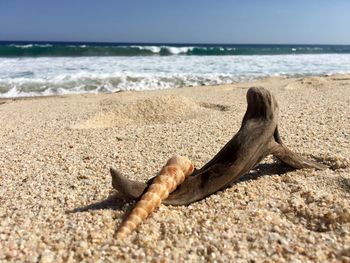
left=1, top=42, right=350, bottom=98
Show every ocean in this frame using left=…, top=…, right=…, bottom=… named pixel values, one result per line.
left=1, top=41, right=350, bottom=98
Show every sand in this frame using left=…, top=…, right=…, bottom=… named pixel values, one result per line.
left=0, top=74, right=349, bottom=262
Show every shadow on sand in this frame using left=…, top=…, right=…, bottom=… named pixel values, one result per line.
left=69, top=161, right=296, bottom=214
left=67, top=192, right=132, bottom=214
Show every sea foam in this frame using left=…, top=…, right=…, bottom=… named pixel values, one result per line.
left=1, top=54, right=350, bottom=97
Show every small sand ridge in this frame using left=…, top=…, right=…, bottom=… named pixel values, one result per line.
left=72, top=95, right=229, bottom=129
left=283, top=76, right=329, bottom=90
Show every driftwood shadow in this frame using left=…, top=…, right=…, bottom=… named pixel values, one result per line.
left=237, top=161, right=295, bottom=183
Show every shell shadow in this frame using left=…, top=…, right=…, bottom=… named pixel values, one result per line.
left=67, top=192, right=131, bottom=213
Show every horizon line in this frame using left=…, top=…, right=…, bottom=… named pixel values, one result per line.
left=0, top=40, right=350, bottom=46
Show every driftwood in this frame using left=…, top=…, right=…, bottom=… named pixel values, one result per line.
left=110, top=87, right=326, bottom=206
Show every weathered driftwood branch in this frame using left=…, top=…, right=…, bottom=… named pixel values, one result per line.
left=110, top=87, right=326, bottom=206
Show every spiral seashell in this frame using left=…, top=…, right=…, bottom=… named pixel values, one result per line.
left=116, top=155, right=194, bottom=239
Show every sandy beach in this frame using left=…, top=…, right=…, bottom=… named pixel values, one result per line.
left=0, top=74, right=349, bottom=262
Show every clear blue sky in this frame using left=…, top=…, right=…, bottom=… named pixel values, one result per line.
left=0, top=0, right=349, bottom=44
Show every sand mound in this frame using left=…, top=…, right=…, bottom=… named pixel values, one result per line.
left=73, top=95, right=214, bottom=129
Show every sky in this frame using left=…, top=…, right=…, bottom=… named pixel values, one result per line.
left=0, top=0, right=350, bottom=44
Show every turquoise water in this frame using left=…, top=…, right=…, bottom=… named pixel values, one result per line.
left=1, top=42, right=350, bottom=57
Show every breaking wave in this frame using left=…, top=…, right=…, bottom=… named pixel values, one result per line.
left=1, top=54, right=350, bottom=98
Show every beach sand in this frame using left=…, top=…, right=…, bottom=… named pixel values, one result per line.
left=0, top=74, right=349, bottom=262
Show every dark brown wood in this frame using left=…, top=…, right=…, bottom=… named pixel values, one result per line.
left=110, top=87, right=327, bottom=205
